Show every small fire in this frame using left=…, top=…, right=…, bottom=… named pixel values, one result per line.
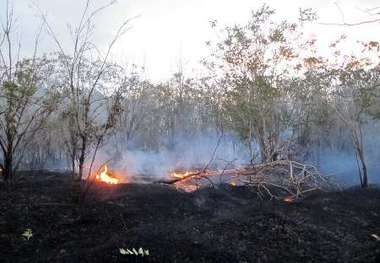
left=96, top=165, right=119, bottom=184
left=283, top=196, right=294, bottom=203
left=171, top=171, right=192, bottom=179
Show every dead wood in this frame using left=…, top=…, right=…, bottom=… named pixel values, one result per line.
left=157, top=159, right=338, bottom=200
left=156, top=171, right=201, bottom=184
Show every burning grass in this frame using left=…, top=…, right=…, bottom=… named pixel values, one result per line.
left=91, top=165, right=127, bottom=186
left=96, top=165, right=119, bottom=184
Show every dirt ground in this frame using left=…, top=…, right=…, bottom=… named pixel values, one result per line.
left=1, top=171, right=380, bottom=262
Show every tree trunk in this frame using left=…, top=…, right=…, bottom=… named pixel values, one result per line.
left=351, top=129, right=368, bottom=188
left=71, top=155, right=76, bottom=178
left=78, top=136, right=87, bottom=180
left=357, top=148, right=368, bottom=188
left=258, top=136, right=276, bottom=163
left=3, top=152, right=13, bottom=182
left=79, top=157, right=84, bottom=180
left=361, top=160, right=368, bottom=188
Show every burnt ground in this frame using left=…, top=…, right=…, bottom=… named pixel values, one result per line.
left=1, top=172, right=380, bottom=263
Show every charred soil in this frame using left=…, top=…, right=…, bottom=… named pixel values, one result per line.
left=1, top=171, right=380, bottom=262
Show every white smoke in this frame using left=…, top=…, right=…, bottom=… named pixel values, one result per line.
left=104, top=132, right=250, bottom=178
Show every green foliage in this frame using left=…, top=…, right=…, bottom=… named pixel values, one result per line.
left=204, top=4, right=309, bottom=160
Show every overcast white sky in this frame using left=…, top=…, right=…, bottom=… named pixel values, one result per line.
left=1, top=0, right=379, bottom=82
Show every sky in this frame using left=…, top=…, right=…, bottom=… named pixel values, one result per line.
left=1, top=0, right=379, bottom=82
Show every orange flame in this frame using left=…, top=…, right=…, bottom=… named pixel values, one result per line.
left=283, top=196, right=294, bottom=203
left=96, top=165, right=119, bottom=184
left=171, top=171, right=191, bottom=179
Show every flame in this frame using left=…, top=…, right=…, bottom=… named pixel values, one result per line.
left=230, top=181, right=237, bottom=186
left=283, top=196, right=294, bottom=203
left=96, top=165, right=119, bottom=184
left=171, top=171, right=191, bottom=179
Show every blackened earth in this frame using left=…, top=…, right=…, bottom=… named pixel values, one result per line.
left=1, top=171, right=380, bottom=262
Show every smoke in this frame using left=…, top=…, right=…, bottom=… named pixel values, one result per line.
left=313, top=123, right=380, bottom=186
left=39, top=121, right=380, bottom=188
left=103, top=132, right=251, bottom=178
left=90, top=123, right=380, bottom=187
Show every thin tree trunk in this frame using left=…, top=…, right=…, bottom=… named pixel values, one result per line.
left=357, top=148, right=368, bottom=188
left=352, top=129, right=368, bottom=188
left=3, top=151, right=13, bottom=182
left=78, top=136, right=87, bottom=180
left=71, top=155, right=76, bottom=178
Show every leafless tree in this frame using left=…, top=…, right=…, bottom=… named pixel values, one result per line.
left=319, top=3, right=380, bottom=26
left=41, top=0, right=132, bottom=179
left=0, top=1, right=58, bottom=182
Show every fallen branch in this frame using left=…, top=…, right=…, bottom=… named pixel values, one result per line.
left=158, top=159, right=338, bottom=200
left=156, top=171, right=201, bottom=184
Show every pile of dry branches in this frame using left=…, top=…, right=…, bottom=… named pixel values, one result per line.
left=163, top=160, right=339, bottom=200
left=240, top=160, right=339, bottom=200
